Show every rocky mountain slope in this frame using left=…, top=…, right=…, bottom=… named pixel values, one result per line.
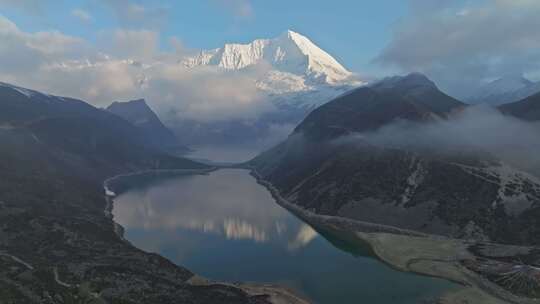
left=0, top=82, right=289, bottom=303
left=295, top=73, right=464, bottom=141
left=251, top=73, right=540, bottom=246
left=106, top=99, right=188, bottom=153
left=499, top=91, right=540, bottom=121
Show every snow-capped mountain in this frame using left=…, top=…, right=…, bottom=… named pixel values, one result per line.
left=182, top=30, right=364, bottom=110
left=468, top=75, right=540, bottom=105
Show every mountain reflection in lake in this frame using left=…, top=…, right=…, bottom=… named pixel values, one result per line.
left=113, top=169, right=456, bottom=304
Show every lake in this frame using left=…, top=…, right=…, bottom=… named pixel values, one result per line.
left=112, top=168, right=456, bottom=303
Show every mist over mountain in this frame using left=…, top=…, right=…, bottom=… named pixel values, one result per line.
left=4, top=1, right=540, bottom=303
left=499, top=91, right=540, bottom=122
left=252, top=73, right=540, bottom=245
left=467, top=75, right=540, bottom=106
left=161, top=30, right=365, bottom=146
left=294, top=73, right=464, bottom=141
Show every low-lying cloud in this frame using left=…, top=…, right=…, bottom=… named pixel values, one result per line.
left=0, top=14, right=274, bottom=123
left=346, top=106, right=540, bottom=175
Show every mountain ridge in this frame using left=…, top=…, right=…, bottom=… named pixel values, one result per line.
left=251, top=73, right=540, bottom=246
left=182, top=30, right=357, bottom=86
left=294, top=73, right=465, bottom=141
left=499, top=91, right=540, bottom=121
left=106, top=99, right=188, bottom=153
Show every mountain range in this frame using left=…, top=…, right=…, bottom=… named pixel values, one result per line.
left=0, top=81, right=295, bottom=303
left=182, top=30, right=362, bottom=110
left=170, top=30, right=365, bottom=145
left=251, top=73, right=540, bottom=246
left=2, top=70, right=540, bottom=302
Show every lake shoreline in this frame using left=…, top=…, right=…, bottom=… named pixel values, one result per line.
left=248, top=168, right=539, bottom=304
left=104, top=167, right=311, bottom=304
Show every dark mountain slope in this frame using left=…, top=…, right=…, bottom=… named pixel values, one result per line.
left=0, top=83, right=280, bottom=304
left=499, top=91, right=540, bottom=121
left=252, top=73, right=540, bottom=246
left=0, top=82, right=100, bottom=123
left=296, top=73, right=464, bottom=141
left=107, top=99, right=188, bottom=152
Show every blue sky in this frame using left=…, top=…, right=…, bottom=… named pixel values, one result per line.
left=1, top=0, right=539, bottom=104
left=0, top=0, right=408, bottom=75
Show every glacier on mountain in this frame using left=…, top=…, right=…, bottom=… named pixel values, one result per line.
left=181, top=30, right=364, bottom=110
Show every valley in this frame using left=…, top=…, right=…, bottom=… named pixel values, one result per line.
left=110, top=168, right=458, bottom=304
left=2, top=71, right=540, bottom=303
left=1, top=7, right=540, bottom=301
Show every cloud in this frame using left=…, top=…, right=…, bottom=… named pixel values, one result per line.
left=341, top=106, right=540, bottom=175
left=97, top=0, right=168, bottom=29
left=376, top=0, right=540, bottom=98
left=0, top=15, right=274, bottom=122
left=71, top=9, right=92, bottom=23
left=0, top=15, right=91, bottom=75
left=98, top=29, right=160, bottom=60
left=213, top=0, right=254, bottom=19
left=143, top=64, right=273, bottom=122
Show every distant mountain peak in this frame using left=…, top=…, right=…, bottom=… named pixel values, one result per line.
left=106, top=99, right=155, bottom=122
left=371, top=72, right=438, bottom=91
left=495, top=74, right=532, bottom=84
left=106, top=99, right=183, bottom=150
left=483, top=74, right=533, bottom=93
left=181, top=30, right=356, bottom=85
left=468, top=74, right=540, bottom=105
left=109, top=98, right=149, bottom=109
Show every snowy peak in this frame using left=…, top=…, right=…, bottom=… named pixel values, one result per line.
left=182, top=30, right=354, bottom=85
left=273, top=30, right=352, bottom=84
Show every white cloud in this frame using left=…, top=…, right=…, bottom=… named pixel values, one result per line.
left=376, top=0, right=540, bottom=98
left=0, top=15, right=90, bottom=75
left=343, top=105, right=540, bottom=175
left=0, top=15, right=273, bottom=122
left=98, top=29, right=160, bottom=60
left=71, top=9, right=92, bottom=22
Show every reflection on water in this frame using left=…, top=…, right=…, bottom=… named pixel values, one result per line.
left=113, top=169, right=456, bottom=304
left=114, top=170, right=309, bottom=246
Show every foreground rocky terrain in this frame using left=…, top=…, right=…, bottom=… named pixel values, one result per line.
left=0, top=83, right=300, bottom=304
